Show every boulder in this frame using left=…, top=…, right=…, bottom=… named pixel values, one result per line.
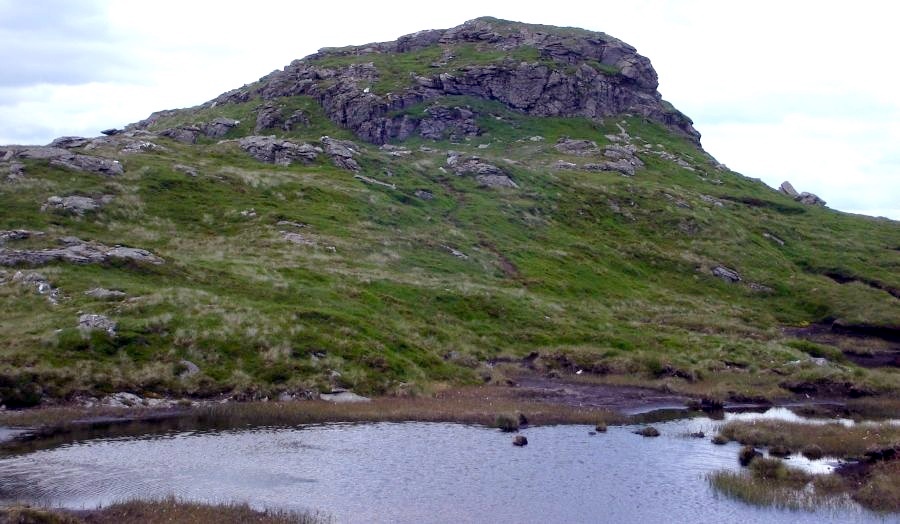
left=414, top=189, right=434, bottom=200
left=321, top=136, right=361, bottom=171
left=178, top=359, right=201, bottom=378
left=205, top=117, right=240, bottom=138
left=320, top=389, right=371, bottom=403
left=11, top=271, right=60, bottom=303
left=779, top=181, right=799, bottom=197
left=476, top=174, right=518, bottom=188
left=78, top=313, right=117, bottom=336
left=7, top=162, right=25, bottom=179
left=42, top=195, right=111, bottom=215
left=796, top=192, right=826, bottom=206
left=555, top=137, right=601, bottom=156
left=50, top=154, right=124, bottom=176
left=239, top=136, right=320, bottom=166
left=161, top=126, right=202, bottom=144
left=49, top=136, right=92, bottom=149
left=0, top=230, right=42, bottom=244
left=635, top=426, right=661, bottom=437
left=711, top=265, right=741, bottom=283
left=173, top=164, right=199, bottom=177
left=84, top=288, right=127, bottom=300
left=101, top=128, right=122, bottom=136
left=512, top=435, right=528, bottom=446
left=0, top=239, right=164, bottom=267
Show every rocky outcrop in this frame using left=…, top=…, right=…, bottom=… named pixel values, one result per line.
left=50, top=154, right=124, bottom=176
left=84, top=288, right=127, bottom=300
left=0, top=230, right=42, bottom=244
left=446, top=151, right=518, bottom=188
left=0, top=146, right=123, bottom=176
left=418, top=105, right=480, bottom=140
left=11, top=271, right=61, bottom=303
left=780, top=180, right=826, bottom=206
left=205, top=117, right=240, bottom=138
left=42, top=195, right=112, bottom=215
left=78, top=313, right=117, bottom=336
left=0, top=238, right=164, bottom=267
left=321, top=136, right=361, bottom=171
left=255, top=103, right=310, bottom=132
left=712, top=265, right=741, bottom=283
left=555, top=138, right=601, bottom=156
left=238, top=136, right=320, bottom=166
left=142, top=18, right=698, bottom=146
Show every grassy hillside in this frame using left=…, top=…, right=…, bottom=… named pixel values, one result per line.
left=1, top=73, right=898, bottom=407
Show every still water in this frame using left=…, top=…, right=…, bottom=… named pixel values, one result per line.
left=0, top=412, right=892, bottom=523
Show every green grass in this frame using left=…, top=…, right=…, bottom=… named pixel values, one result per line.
left=1, top=80, right=898, bottom=404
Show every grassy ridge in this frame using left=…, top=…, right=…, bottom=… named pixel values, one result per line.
left=1, top=91, right=898, bottom=404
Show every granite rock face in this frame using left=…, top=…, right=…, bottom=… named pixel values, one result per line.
left=238, top=136, right=320, bottom=166
left=133, top=18, right=699, bottom=147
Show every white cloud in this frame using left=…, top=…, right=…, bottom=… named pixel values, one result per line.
left=1, top=0, right=897, bottom=218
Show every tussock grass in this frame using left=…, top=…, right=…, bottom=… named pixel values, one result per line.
left=1, top=497, right=328, bottom=524
left=717, top=420, right=900, bottom=458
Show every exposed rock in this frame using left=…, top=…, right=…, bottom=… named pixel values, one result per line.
left=635, top=426, right=661, bottom=437
left=84, top=288, right=127, bottom=300
left=276, top=220, right=307, bottom=229
left=796, top=192, right=826, bottom=206
left=238, top=136, right=320, bottom=166
left=205, top=117, right=240, bottom=138
left=50, top=154, right=124, bottom=176
left=762, top=232, right=785, bottom=246
left=42, top=195, right=112, bottom=215
left=442, top=245, right=468, bottom=259
left=354, top=174, right=396, bottom=189
left=7, top=162, right=25, bottom=180
left=168, top=18, right=699, bottom=146
left=554, top=160, right=578, bottom=170
left=0, top=230, right=42, bottom=244
left=512, top=435, right=528, bottom=446
left=748, top=282, right=774, bottom=293
left=555, top=137, right=601, bottom=156
left=10, top=146, right=72, bottom=160
left=256, top=103, right=310, bottom=133
left=321, top=136, right=361, bottom=171
left=700, top=194, right=724, bottom=208
left=78, top=313, right=117, bottom=336
left=178, top=359, right=200, bottom=379
left=161, top=126, right=202, bottom=144
left=584, top=160, right=638, bottom=177
left=12, top=271, right=61, bottom=303
left=173, top=164, right=198, bottom=177
left=282, top=231, right=316, bottom=246
left=711, top=265, right=741, bottom=283
left=418, top=105, right=480, bottom=140
left=49, top=136, right=92, bottom=149
left=320, top=389, right=371, bottom=403
left=0, top=240, right=164, bottom=267
left=101, top=392, right=144, bottom=407
left=120, top=140, right=167, bottom=155
left=101, top=128, right=122, bottom=136
left=414, top=189, right=434, bottom=200
left=779, top=181, right=799, bottom=198
left=476, top=174, right=518, bottom=188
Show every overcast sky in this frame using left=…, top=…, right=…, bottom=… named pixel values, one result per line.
left=2, top=0, right=897, bottom=219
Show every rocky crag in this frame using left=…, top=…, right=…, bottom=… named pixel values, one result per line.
left=131, top=17, right=699, bottom=146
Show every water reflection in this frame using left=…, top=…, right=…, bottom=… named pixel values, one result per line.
left=0, top=412, right=884, bottom=524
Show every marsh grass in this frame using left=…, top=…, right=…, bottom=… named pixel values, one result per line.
left=0, top=497, right=329, bottom=524
left=717, top=420, right=900, bottom=458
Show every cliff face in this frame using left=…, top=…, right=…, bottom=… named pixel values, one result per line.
left=136, top=17, right=699, bottom=145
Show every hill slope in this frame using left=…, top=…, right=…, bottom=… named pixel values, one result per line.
left=0, top=18, right=897, bottom=407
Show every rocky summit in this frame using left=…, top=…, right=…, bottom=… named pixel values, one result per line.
left=0, top=17, right=897, bottom=408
